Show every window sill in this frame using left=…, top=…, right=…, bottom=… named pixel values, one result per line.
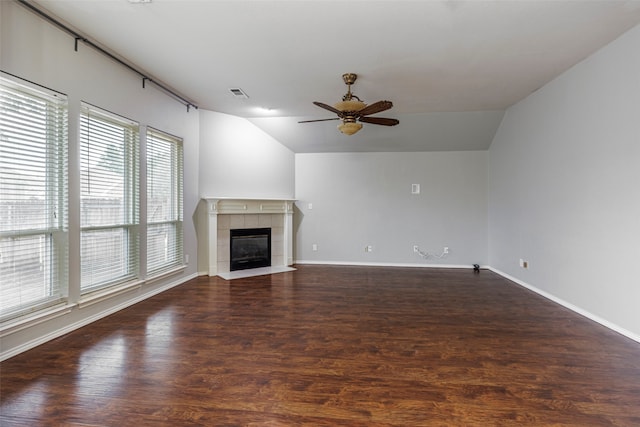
left=146, top=264, right=187, bottom=285
left=78, top=280, right=143, bottom=309
left=1, top=269, right=188, bottom=337
left=0, top=303, right=76, bottom=338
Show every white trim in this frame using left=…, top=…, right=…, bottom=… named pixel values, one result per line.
left=488, top=267, right=640, bottom=345
left=4, top=266, right=638, bottom=361
left=0, top=273, right=197, bottom=362
left=0, top=71, right=67, bottom=100
left=203, top=197, right=296, bottom=215
left=145, top=264, right=187, bottom=285
left=218, top=266, right=296, bottom=280
left=0, top=303, right=75, bottom=338
left=297, top=261, right=640, bottom=343
left=78, top=280, right=144, bottom=308
left=294, top=260, right=481, bottom=269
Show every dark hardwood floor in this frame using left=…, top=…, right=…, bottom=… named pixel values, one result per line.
left=2, top=265, right=640, bottom=426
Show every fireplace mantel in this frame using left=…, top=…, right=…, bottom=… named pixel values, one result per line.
left=204, top=197, right=295, bottom=215
left=202, top=197, right=296, bottom=277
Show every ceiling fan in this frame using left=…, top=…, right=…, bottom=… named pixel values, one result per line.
left=299, top=73, right=399, bottom=135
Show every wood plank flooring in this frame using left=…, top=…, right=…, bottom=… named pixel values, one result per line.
left=2, top=265, right=640, bottom=426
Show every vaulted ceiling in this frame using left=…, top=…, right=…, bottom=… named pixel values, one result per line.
left=30, top=0, right=640, bottom=152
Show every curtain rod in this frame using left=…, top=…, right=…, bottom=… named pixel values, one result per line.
left=16, top=0, right=198, bottom=112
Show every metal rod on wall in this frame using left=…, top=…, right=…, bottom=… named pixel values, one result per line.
left=16, top=0, right=198, bottom=112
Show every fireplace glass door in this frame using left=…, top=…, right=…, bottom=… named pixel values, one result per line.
left=230, top=228, right=271, bottom=271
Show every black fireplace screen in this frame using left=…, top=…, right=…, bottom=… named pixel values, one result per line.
left=230, top=228, right=271, bottom=271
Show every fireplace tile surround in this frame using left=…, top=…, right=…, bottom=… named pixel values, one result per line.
left=222, top=218, right=279, bottom=272
left=202, top=198, right=295, bottom=278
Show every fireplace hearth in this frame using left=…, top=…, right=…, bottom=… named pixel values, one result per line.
left=230, top=228, right=271, bottom=271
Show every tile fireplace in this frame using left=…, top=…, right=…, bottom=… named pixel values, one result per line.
left=202, top=198, right=295, bottom=278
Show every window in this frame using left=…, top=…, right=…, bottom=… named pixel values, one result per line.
left=0, top=76, right=68, bottom=320
left=146, top=128, right=183, bottom=275
left=80, top=104, right=139, bottom=293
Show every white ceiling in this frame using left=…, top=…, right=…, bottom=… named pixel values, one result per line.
left=31, top=0, right=640, bottom=153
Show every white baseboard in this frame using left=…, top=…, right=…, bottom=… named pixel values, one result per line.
left=488, top=267, right=640, bottom=345
left=1, top=273, right=198, bottom=362
left=297, top=261, right=639, bottom=344
left=295, top=260, right=482, bottom=269
left=6, top=265, right=636, bottom=361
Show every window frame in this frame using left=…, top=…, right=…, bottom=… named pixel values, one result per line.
left=79, top=103, right=140, bottom=294
left=0, top=74, right=69, bottom=321
left=146, top=127, right=184, bottom=276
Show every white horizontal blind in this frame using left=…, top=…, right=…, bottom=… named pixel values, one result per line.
left=80, top=104, right=139, bottom=293
left=0, top=76, right=68, bottom=320
left=146, top=128, right=183, bottom=274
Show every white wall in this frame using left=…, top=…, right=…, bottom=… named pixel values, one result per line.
left=196, top=110, right=295, bottom=272
left=295, top=151, right=488, bottom=267
left=1, top=1, right=200, bottom=359
left=488, top=24, right=640, bottom=339
left=4, top=0, right=638, bottom=359
left=198, top=110, right=294, bottom=199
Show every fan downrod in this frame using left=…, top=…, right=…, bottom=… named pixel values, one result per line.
left=341, top=73, right=361, bottom=102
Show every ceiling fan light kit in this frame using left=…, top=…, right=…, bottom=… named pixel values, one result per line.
left=334, top=99, right=366, bottom=112
left=300, top=73, right=399, bottom=136
left=337, top=121, right=363, bottom=135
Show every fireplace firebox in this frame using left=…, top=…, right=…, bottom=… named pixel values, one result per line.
left=230, top=228, right=271, bottom=271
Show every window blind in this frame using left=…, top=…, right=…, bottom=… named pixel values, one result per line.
left=0, top=76, right=68, bottom=319
left=80, top=104, right=139, bottom=292
left=146, top=128, right=183, bottom=274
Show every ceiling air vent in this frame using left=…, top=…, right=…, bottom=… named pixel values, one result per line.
left=229, top=88, right=249, bottom=99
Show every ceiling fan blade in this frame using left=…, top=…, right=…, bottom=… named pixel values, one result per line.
left=359, top=116, right=399, bottom=126
left=313, top=101, right=342, bottom=115
left=357, top=100, right=393, bottom=116
left=298, top=118, right=340, bottom=123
